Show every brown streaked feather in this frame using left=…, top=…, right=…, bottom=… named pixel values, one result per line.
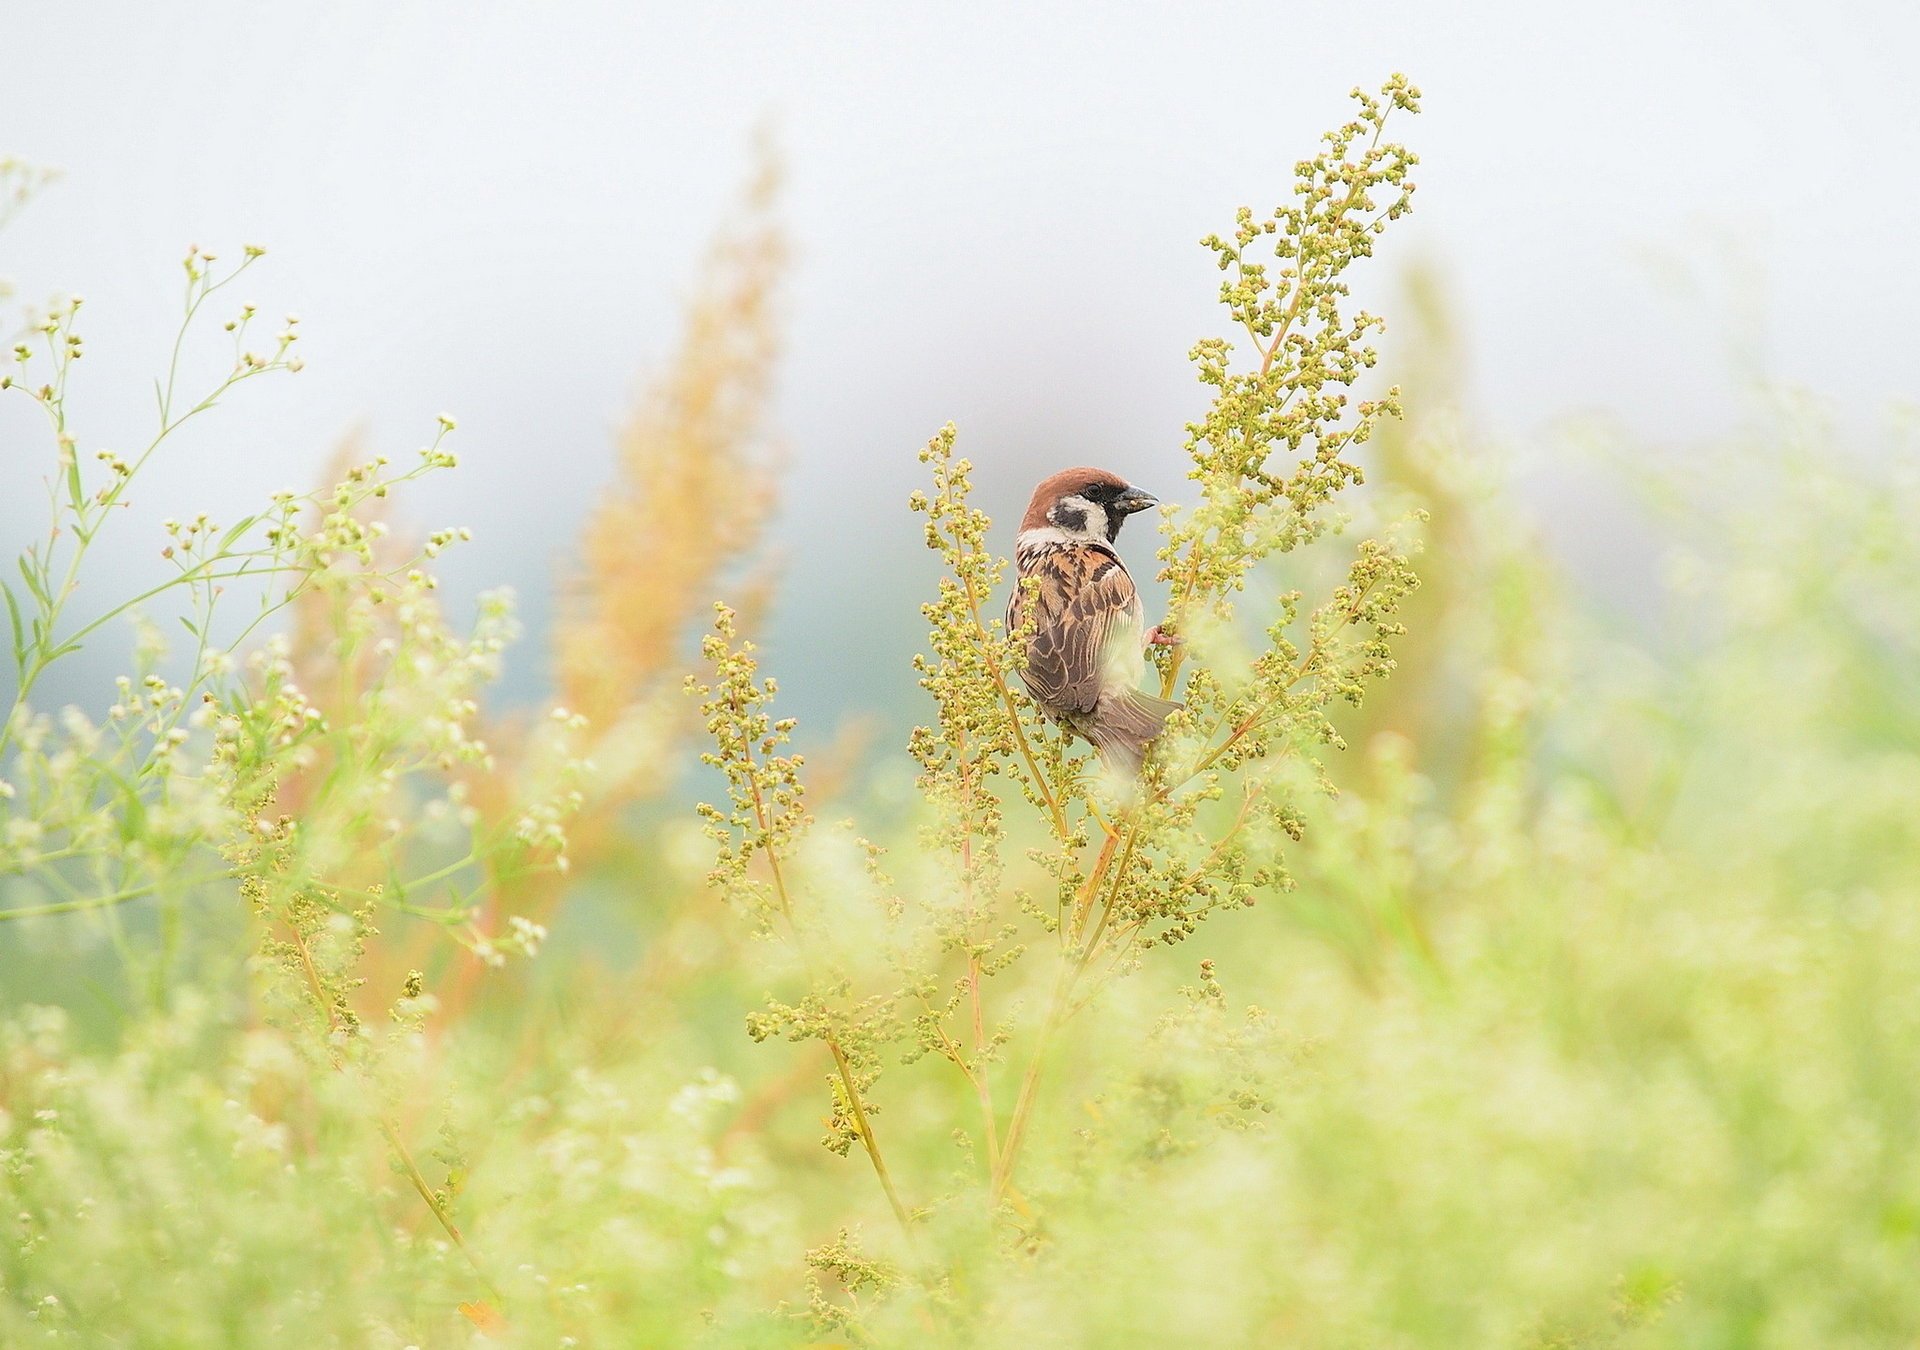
left=1007, top=540, right=1145, bottom=715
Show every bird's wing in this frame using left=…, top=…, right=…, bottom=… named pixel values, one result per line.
left=1021, top=544, right=1145, bottom=715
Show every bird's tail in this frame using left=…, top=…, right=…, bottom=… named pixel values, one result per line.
left=1089, top=688, right=1182, bottom=777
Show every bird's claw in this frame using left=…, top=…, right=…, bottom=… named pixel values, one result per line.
left=1146, top=625, right=1182, bottom=647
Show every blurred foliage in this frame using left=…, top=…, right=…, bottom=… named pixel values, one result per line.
left=7, top=93, right=1920, bottom=1347
left=553, top=140, right=784, bottom=736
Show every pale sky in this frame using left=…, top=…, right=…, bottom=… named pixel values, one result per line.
left=3, top=1, right=1914, bottom=725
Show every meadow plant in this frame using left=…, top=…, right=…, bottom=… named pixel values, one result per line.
left=510, top=146, right=786, bottom=911
left=0, top=244, right=579, bottom=963
left=690, top=76, right=1425, bottom=1259
left=406, top=150, right=792, bottom=1027
left=554, top=146, right=785, bottom=734
left=11, top=73, right=1920, bottom=1349
left=0, top=220, right=587, bottom=1317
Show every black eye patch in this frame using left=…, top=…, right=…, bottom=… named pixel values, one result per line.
left=1081, top=482, right=1117, bottom=503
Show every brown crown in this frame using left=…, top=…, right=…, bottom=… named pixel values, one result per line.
left=1020, top=467, right=1131, bottom=531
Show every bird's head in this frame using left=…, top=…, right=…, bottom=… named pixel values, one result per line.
left=1019, top=467, right=1159, bottom=545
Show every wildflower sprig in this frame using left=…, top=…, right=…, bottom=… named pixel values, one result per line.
left=692, top=604, right=811, bottom=935
left=0, top=247, right=323, bottom=948
left=690, top=605, right=914, bottom=1234
left=800, top=1227, right=903, bottom=1337
left=982, top=80, right=1423, bottom=1202
left=903, top=427, right=1079, bottom=1166
left=237, top=819, right=500, bottom=1299
left=1, top=247, right=581, bottom=967
left=2, top=245, right=302, bottom=759
left=1155, top=73, right=1421, bottom=703
left=0, top=231, right=588, bottom=1316
left=0, top=435, right=527, bottom=932
left=691, top=78, right=1424, bottom=1226
left=480, top=148, right=791, bottom=985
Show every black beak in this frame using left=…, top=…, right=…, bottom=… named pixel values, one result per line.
left=1114, top=485, right=1159, bottom=514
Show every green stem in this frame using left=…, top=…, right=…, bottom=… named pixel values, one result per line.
left=0, top=876, right=217, bottom=922
left=730, top=696, right=917, bottom=1240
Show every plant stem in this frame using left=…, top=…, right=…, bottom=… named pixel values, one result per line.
left=0, top=876, right=215, bottom=922
left=951, top=717, right=1002, bottom=1173
left=829, top=1039, right=914, bottom=1235
left=733, top=696, right=917, bottom=1241
left=376, top=1113, right=503, bottom=1302
left=967, top=954, right=1001, bottom=1169
left=279, top=903, right=502, bottom=1300
left=989, top=958, right=1073, bottom=1204
left=991, top=824, right=1137, bottom=1202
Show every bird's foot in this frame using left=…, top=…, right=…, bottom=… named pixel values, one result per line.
left=1146, top=625, right=1182, bottom=647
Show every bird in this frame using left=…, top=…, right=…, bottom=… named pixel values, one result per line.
left=1006, top=467, right=1181, bottom=776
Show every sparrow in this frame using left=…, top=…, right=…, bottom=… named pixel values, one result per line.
left=1007, top=467, right=1181, bottom=776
